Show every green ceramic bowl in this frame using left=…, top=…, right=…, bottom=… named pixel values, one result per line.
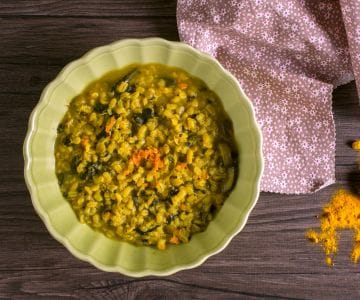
left=23, top=38, right=263, bottom=276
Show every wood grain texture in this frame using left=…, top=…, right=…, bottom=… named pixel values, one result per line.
left=0, top=1, right=359, bottom=299
left=0, top=0, right=176, bottom=17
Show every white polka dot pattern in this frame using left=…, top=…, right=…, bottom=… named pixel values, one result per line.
left=177, top=0, right=360, bottom=194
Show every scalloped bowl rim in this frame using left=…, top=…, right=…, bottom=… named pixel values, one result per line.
left=23, top=38, right=263, bottom=277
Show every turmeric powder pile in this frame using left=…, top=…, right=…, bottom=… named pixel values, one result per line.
left=306, top=190, right=360, bottom=266
left=352, top=140, right=360, bottom=150
left=306, top=140, right=360, bottom=266
left=353, top=140, right=360, bottom=172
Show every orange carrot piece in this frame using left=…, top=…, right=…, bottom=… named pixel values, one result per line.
left=178, top=82, right=188, bottom=90
left=175, top=163, right=187, bottom=171
left=81, top=137, right=89, bottom=147
left=131, top=147, right=164, bottom=171
left=169, top=235, right=180, bottom=245
left=105, top=116, right=116, bottom=134
left=131, top=151, right=142, bottom=167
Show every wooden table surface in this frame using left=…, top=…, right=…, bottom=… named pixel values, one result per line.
left=1, top=1, right=360, bottom=299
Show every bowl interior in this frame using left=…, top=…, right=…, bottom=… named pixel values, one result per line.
left=24, top=38, right=263, bottom=276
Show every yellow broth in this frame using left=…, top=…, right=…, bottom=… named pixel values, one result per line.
left=55, top=63, right=238, bottom=249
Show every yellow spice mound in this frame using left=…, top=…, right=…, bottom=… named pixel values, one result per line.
left=352, top=140, right=360, bottom=150
left=306, top=189, right=360, bottom=266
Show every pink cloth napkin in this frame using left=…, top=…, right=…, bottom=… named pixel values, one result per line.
left=177, top=0, right=360, bottom=194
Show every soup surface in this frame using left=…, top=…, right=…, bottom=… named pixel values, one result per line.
left=55, top=63, right=237, bottom=249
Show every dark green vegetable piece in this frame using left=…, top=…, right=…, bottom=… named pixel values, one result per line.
left=178, top=153, right=186, bottom=163
left=221, top=118, right=235, bottom=141
left=112, top=68, right=138, bottom=95
left=135, top=228, right=146, bottom=236
left=222, top=166, right=236, bottom=193
left=96, top=130, right=107, bottom=140
left=94, top=102, right=108, bottom=113
left=160, top=76, right=176, bottom=87
left=150, top=199, right=159, bottom=208
left=70, top=155, right=81, bottom=173
left=86, top=164, right=97, bottom=179
left=142, top=108, right=154, bottom=121
left=167, top=155, right=175, bottom=169
left=167, top=214, right=176, bottom=224
left=209, top=204, right=217, bottom=215
left=219, top=143, right=232, bottom=167
left=200, top=85, right=208, bottom=91
left=133, top=113, right=144, bottom=125
left=62, top=135, right=71, bottom=146
left=132, top=108, right=154, bottom=126
left=57, top=173, right=65, bottom=185
left=133, top=196, right=140, bottom=208
left=135, top=225, right=159, bottom=235
left=131, top=190, right=141, bottom=209
left=186, top=133, right=198, bottom=146
left=169, top=187, right=179, bottom=196
left=81, top=162, right=104, bottom=181
left=121, top=68, right=138, bottom=82
left=231, top=150, right=238, bottom=161
left=126, top=84, right=136, bottom=93
left=57, top=123, right=64, bottom=133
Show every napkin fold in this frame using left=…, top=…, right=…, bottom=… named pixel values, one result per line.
left=177, top=0, right=360, bottom=194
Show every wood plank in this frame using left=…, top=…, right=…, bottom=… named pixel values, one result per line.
left=0, top=0, right=176, bottom=17
left=1, top=253, right=360, bottom=299
left=332, top=83, right=360, bottom=106
left=0, top=17, right=179, bottom=65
